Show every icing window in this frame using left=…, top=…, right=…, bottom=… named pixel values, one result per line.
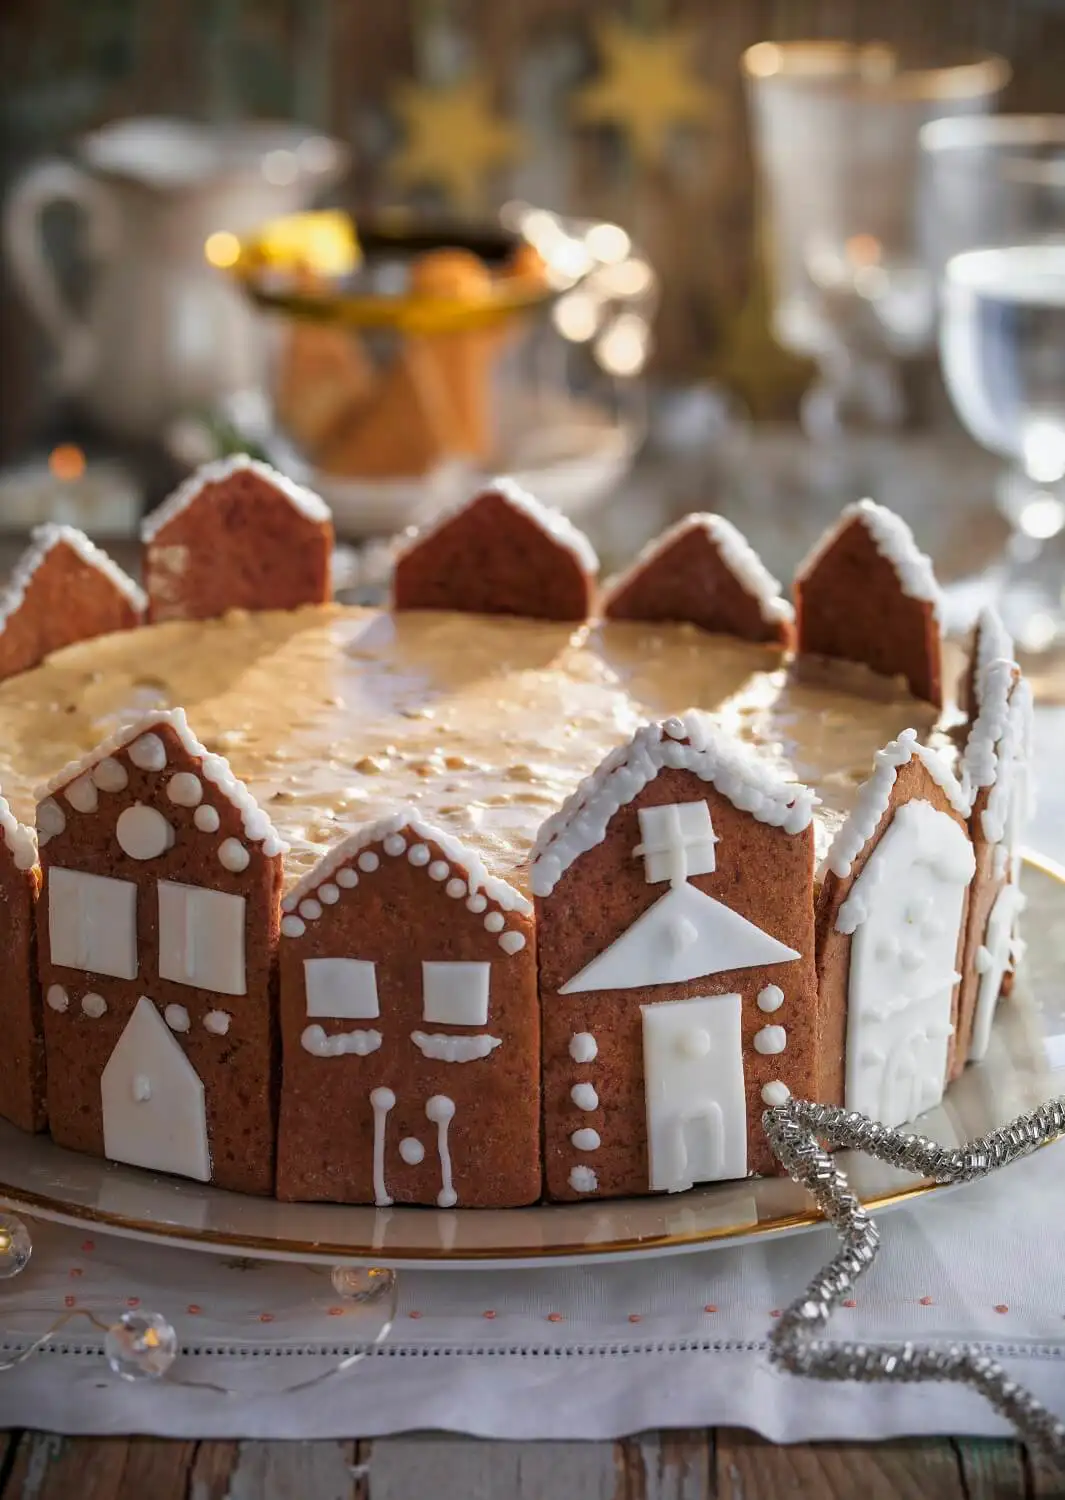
left=304, top=958, right=379, bottom=1019
left=634, top=801, right=719, bottom=886
left=49, top=867, right=138, bottom=980
left=157, top=881, right=246, bottom=996
left=422, top=961, right=490, bottom=1026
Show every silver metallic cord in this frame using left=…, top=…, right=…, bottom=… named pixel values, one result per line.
left=762, top=1097, right=1065, bottom=1456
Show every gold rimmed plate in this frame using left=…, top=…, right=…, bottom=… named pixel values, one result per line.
left=1, top=856, right=1061, bottom=1269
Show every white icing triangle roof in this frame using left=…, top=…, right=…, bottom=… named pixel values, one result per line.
left=0, top=524, right=146, bottom=630
left=559, top=881, right=801, bottom=993
left=141, top=455, right=331, bottom=542
left=37, top=706, right=286, bottom=857
left=531, top=710, right=816, bottom=899
left=796, top=499, right=943, bottom=624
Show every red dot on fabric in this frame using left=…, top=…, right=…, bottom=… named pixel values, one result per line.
left=69, top=1267, right=83, bottom=1278
left=703, top=1304, right=717, bottom=1313
left=483, top=1310, right=497, bottom=1319
left=919, top=1296, right=934, bottom=1306
left=126, top=1297, right=140, bottom=1309
left=547, top=1312, right=564, bottom=1323
left=81, top=1240, right=95, bottom=1253
left=64, top=1295, right=76, bottom=1308
left=994, top=1304, right=1009, bottom=1314
left=258, top=1312, right=275, bottom=1324
left=408, top=1310, right=423, bottom=1320
left=769, top=1309, right=782, bottom=1318
left=187, top=1304, right=201, bottom=1315
left=842, top=1299, right=857, bottom=1309
left=628, top=1313, right=642, bottom=1323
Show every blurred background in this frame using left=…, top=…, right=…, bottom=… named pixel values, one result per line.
left=2, top=1, right=1065, bottom=653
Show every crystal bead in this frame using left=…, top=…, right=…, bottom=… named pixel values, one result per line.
left=105, top=1310, right=177, bottom=1381
left=0, top=1215, right=31, bottom=1278
left=330, top=1264, right=396, bottom=1306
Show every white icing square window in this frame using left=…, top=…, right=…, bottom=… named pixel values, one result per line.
left=49, top=867, right=138, bottom=979
left=422, top=961, right=490, bottom=1026
left=635, top=801, right=719, bottom=885
left=158, top=881, right=246, bottom=996
left=304, top=958, right=379, bottom=1019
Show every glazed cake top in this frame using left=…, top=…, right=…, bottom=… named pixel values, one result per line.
left=0, top=604, right=954, bottom=892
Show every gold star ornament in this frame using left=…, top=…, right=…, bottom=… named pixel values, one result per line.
left=387, top=74, right=526, bottom=211
left=572, top=18, right=721, bottom=169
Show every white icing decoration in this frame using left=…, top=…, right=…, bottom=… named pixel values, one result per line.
left=46, top=984, right=68, bottom=1012
left=974, top=945, right=993, bottom=975
left=844, top=799, right=975, bottom=1127
left=36, top=798, right=66, bottom=845
left=466, top=893, right=487, bottom=913
left=302, top=1024, right=383, bottom=1057
left=167, top=772, right=203, bottom=807
left=753, top=1024, right=786, bottom=1055
left=571, top=1127, right=601, bottom=1151
left=49, top=867, right=137, bottom=979
left=571, top=1082, right=599, bottom=1110
left=81, top=992, right=107, bottom=1018
left=116, top=804, right=174, bottom=860
left=281, top=914, right=306, bottom=938
left=498, top=930, right=526, bottom=954
left=559, top=880, right=800, bottom=993
left=568, top=1164, right=598, bottom=1193
left=762, top=1080, right=791, bottom=1106
left=318, top=883, right=340, bottom=904
left=204, top=1009, right=231, bottom=1036
left=0, top=791, right=37, bottom=871
left=446, top=877, right=467, bottom=898
left=679, top=1027, right=711, bottom=1058
left=642, top=992, right=747, bottom=1192
left=141, top=454, right=331, bottom=542
left=422, top=961, right=490, bottom=1026
left=971, top=607, right=1014, bottom=708
left=969, top=885, right=1027, bottom=1063
left=411, top=1031, right=502, bottom=1062
left=157, top=881, right=246, bottom=995
left=399, top=1137, right=425, bottom=1165
left=92, top=757, right=128, bottom=794
left=532, top=711, right=815, bottom=898
left=299, top=898, right=323, bottom=921
left=569, top=1032, right=598, bottom=1063
left=164, top=1003, right=190, bottom=1033
left=128, top=733, right=167, bottom=772
left=336, top=867, right=358, bottom=887
left=484, top=912, right=505, bottom=933
left=757, top=984, right=784, bottom=1013
left=828, top=728, right=970, bottom=887
left=0, top=523, right=145, bottom=631
left=65, top=774, right=98, bottom=814
left=194, top=805, right=220, bottom=833
left=382, top=833, right=406, bottom=856
left=369, top=1085, right=396, bottom=1206
left=635, top=800, right=719, bottom=885
left=426, top=1094, right=457, bottom=1208
left=218, top=837, right=250, bottom=873
left=428, top=860, right=449, bottom=881
left=408, top=844, right=430, bottom=866
left=797, top=498, right=943, bottom=623
left=101, top=997, right=210, bottom=1182
left=603, top=512, right=793, bottom=627
left=358, top=851, right=380, bottom=873
left=304, top=957, right=379, bottom=1019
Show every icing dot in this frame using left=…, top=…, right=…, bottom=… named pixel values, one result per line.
left=318, top=883, right=340, bottom=904
left=757, top=984, right=784, bottom=1013
left=167, top=772, right=203, bottom=807
left=399, top=1137, right=425, bottom=1165
left=498, top=930, right=526, bottom=955
left=81, top=992, right=107, bottom=1019
left=128, top=733, right=167, bottom=772
left=568, top=1165, right=598, bottom=1194
left=46, top=984, right=69, bottom=1013
left=92, top=758, right=128, bottom=793
left=761, top=1080, right=791, bottom=1106
left=64, top=775, right=98, bottom=813
left=428, top=860, right=449, bottom=881
left=569, top=1032, right=597, bottom=1063
left=204, top=1010, right=231, bottom=1036
left=383, top=833, right=407, bottom=856
left=336, top=867, right=359, bottom=888
left=466, top=893, right=487, bottom=913
left=484, top=911, right=505, bottom=933
left=36, top=798, right=66, bottom=841
left=678, top=1027, right=711, bottom=1059
left=754, top=1025, right=787, bottom=1055
left=132, top=1075, right=152, bottom=1103
left=281, top=915, right=306, bottom=938
left=194, top=805, right=220, bottom=833
left=117, top=805, right=174, bottom=860
left=571, top=1082, right=598, bottom=1111
left=571, top=1128, right=601, bottom=1151
left=164, top=1003, right=190, bottom=1033
left=425, top=1094, right=456, bottom=1122
left=446, top=878, right=467, bottom=898
left=299, top=898, right=323, bottom=921
left=358, top=851, right=380, bottom=873
left=219, top=838, right=250, bottom=873
left=408, top=845, right=430, bottom=866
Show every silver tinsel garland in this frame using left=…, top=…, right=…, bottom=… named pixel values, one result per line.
left=762, top=1097, right=1065, bottom=1456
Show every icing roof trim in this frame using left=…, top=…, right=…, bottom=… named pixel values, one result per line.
left=797, top=499, right=943, bottom=624
left=0, top=524, right=146, bottom=629
left=141, top=454, right=332, bottom=542
left=0, top=791, right=37, bottom=872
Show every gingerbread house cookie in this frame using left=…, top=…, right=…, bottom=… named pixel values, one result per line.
left=0, top=524, right=145, bottom=682
left=36, top=708, right=285, bottom=1194
left=277, top=811, right=539, bottom=1207
left=142, top=455, right=333, bottom=622
left=392, top=479, right=598, bottom=620
left=532, top=712, right=819, bottom=1199
left=0, top=796, right=42, bottom=1133
left=953, top=659, right=1032, bottom=1074
left=816, top=729, right=975, bottom=1124
left=795, top=499, right=943, bottom=706
left=602, top=513, right=794, bottom=647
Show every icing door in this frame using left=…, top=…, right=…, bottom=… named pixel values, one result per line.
left=101, top=996, right=211, bottom=1181
left=641, top=993, right=747, bottom=1193
left=844, top=799, right=975, bottom=1128
left=969, top=884, right=1027, bottom=1063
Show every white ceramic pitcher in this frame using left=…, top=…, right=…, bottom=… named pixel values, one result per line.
left=3, top=117, right=348, bottom=440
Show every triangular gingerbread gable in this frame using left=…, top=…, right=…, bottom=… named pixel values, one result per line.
left=391, top=478, right=599, bottom=621
left=0, top=524, right=145, bottom=682
left=794, top=500, right=944, bottom=707
left=602, top=513, right=794, bottom=645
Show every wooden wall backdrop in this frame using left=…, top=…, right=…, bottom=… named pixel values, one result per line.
left=1, top=0, right=1065, bottom=458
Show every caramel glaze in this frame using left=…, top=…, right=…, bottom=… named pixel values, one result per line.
left=0, top=605, right=959, bottom=893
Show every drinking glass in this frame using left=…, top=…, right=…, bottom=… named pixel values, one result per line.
left=923, top=117, right=1065, bottom=650
left=743, top=42, right=1008, bottom=438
